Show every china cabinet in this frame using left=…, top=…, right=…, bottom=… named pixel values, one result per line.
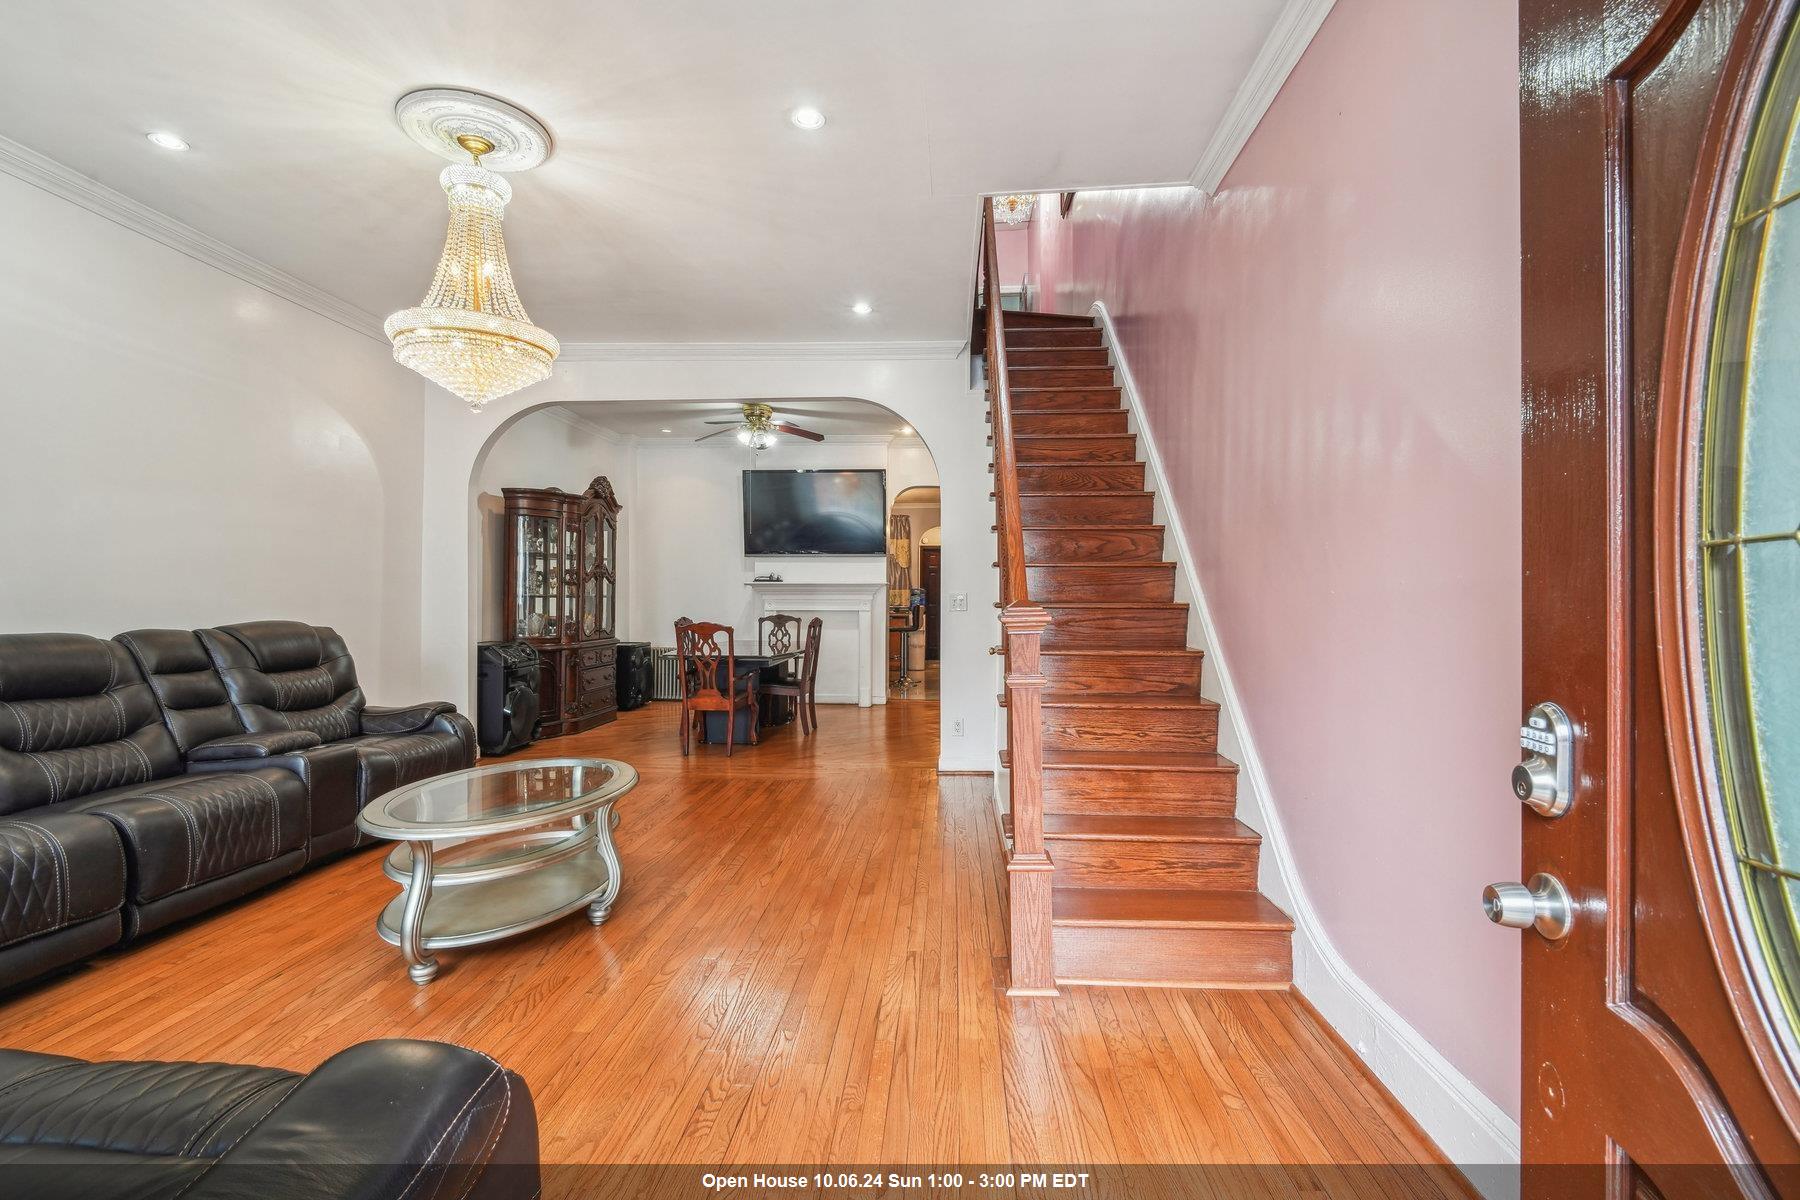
left=502, top=476, right=620, bottom=736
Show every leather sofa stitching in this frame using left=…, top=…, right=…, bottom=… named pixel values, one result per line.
left=448, top=1072, right=512, bottom=1200
left=9, top=821, right=68, bottom=930
left=0, top=1062, right=75, bottom=1111
left=394, top=1065, right=501, bottom=1200
left=169, top=1075, right=305, bottom=1197
left=22, top=750, right=60, bottom=804
left=176, top=1071, right=298, bottom=1158
left=103, top=691, right=128, bottom=742
left=0, top=699, right=32, bottom=751
left=133, top=794, right=199, bottom=890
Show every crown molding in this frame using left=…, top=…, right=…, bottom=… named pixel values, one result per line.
left=0, top=134, right=386, bottom=341
left=1188, top=0, right=1338, bottom=193
left=534, top=404, right=627, bottom=444
left=555, top=340, right=964, bottom=363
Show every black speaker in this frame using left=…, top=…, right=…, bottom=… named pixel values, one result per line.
left=616, top=641, right=654, bottom=712
left=477, top=640, right=540, bottom=756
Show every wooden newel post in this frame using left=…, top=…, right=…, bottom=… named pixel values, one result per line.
left=1002, top=602, right=1056, bottom=997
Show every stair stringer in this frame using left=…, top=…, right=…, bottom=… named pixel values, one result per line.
left=1087, top=300, right=1520, bottom=1178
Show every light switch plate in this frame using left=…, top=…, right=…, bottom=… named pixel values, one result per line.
left=950, top=593, right=968, bottom=612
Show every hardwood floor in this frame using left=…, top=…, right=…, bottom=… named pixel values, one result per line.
left=0, top=701, right=1468, bottom=1194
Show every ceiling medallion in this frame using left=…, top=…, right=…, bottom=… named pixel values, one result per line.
left=994, top=194, right=1035, bottom=225
left=385, top=88, right=558, bottom=411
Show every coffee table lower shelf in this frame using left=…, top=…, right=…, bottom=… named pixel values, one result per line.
left=376, top=853, right=615, bottom=958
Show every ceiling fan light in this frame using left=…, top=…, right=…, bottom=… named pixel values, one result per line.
left=736, top=428, right=753, bottom=445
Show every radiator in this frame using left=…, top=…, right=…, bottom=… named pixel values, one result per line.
left=651, top=646, right=682, bottom=701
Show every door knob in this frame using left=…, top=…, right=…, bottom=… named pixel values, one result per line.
left=1483, top=873, right=1574, bottom=940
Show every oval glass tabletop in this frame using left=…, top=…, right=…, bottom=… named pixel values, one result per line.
left=357, top=757, right=637, bottom=840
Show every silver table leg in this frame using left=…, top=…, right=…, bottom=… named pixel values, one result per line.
left=587, top=812, right=623, bottom=925
left=399, top=839, right=439, bottom=983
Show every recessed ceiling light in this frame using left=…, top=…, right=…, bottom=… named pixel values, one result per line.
left=661, top=428, right=672, bottom=434
left=851, top=301, right=873, bottom=316
left=146, top=131, right=190, bottom=152
left=790, top=107, right=827, bottom=131
left=899, top=425, right=913, bottom=435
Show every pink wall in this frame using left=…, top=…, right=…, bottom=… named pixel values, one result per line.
left=1029, top=0, right=1522, bottom=1116
left=994, top=223, right=1032, bottom=292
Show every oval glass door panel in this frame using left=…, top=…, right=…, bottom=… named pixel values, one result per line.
left=1702, top=13, right=1800, bottom=1039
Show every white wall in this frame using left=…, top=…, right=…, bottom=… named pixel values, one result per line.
left=474, top=409, right=636, bottom=644
left=424, top=354, right=995, bottom=768
left=0, top=171, right=428, bottom=698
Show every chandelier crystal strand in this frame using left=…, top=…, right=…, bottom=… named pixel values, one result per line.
left=994, top=194, right=1035, bottom=225
left=385, top=139, right=558, bottom=411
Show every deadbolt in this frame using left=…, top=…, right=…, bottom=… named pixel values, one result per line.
left=1515, top=702, right=1574, bottom=817
left=1483, top=873, right=1574, bottom=940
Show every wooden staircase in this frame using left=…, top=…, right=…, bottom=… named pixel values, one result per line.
left=990, top=308, right=1294, bottom=990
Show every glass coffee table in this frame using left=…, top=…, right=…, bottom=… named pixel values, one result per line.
left=356, top=757, right=637, bottom=984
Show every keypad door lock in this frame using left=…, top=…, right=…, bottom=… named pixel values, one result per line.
left=1514, top=701, right=1574, bottom=818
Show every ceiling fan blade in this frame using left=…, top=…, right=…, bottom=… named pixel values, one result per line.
left=702, top=417, right=743, bottom=425
left=694, top=427, right=739, bottom=442
left=775, top=423, right=825, bottom=442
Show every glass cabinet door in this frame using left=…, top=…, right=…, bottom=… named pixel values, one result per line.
left=558, top=516, right=578, bottom=642
left=513, top=514, right=559, bottom=640
left=581, top=510, right=600, bottom=639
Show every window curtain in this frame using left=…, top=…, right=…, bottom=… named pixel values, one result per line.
left=887, top=514, right=912, bottom=605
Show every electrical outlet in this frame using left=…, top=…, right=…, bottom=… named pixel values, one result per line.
left=951, top=717, right=965, bottom=737
left=950, top=593, right=968, bottom=612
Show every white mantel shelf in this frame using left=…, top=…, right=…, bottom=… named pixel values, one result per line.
left=746, top=580, right=886, bottom=707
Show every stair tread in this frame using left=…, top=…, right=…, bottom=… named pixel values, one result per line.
left=1038, top=691, right=1219, bottom=708
left=1044, top=814, right=1258, bottom=843
left=1003, top=748, right=1235, bottom=771
left=1022, top=523, right=1163, bottom=530
left=1027, top=561, right=1175, bottom=569
left=1012, top=408, right=1126, bottom=415
left=1038, top=647, right=1201, bottom=658
left=1040, top=600, right=1188, bottom=609
left=1014, top=432, right=1133, bottom=440
left=1018, top=490, right=1153, bottom=497
left=1053, top=887, right=1294, bottom=930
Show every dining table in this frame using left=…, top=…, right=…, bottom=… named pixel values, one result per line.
left=701, top=650, right=804, bottom=745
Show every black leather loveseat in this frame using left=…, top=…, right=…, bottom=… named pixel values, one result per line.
left=0, top=623, right=475, bottom=993
left=0, top=1038, right=538, bottom=1198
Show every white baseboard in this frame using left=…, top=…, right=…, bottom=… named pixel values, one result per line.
left=1090, top=301, right=1520, bottom=1190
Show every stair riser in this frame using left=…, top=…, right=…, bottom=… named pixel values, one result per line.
left=1018, top=493, right=1154, bottom=526
left=1054, top=925, right=1291, bottom=988
left=1041, top=704, right=1217, bottom=752
left=1010, top=389, right=1123, bottom=412
left=1039, top=606, right=1187, bottom=650
left=1012, top=411, right=1129, bottom=435
left=1015, top=436, right=1136, bottom=463
left=1009, top=348, right=1110, bottom=368
left=1048, top=838, right=1258, bottom=889
left=1040, top=652, right=1201, bottom=695
left=1024, top=527, right=1164, bottom=562
left=1042, top=769, right=1238, bottom=815
left=1018, top=464, right=1145, bottom=493
left=1010, top=367, right=1116, bottom=389
left=1027, top=565, right=1174, bottom=603
left=1002, top=312, right=1095, bottom=329
left=1005, top=328, right=1103, bottom=349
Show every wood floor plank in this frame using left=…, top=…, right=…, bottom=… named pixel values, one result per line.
left=0, top=700, right=1468, bottom=1196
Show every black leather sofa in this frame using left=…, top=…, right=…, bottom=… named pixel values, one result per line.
left=0, top=623, right=475, bottom=993
left=0, top=1038, right=538, bottom=1198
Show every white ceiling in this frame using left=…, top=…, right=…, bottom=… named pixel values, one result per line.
left=0, top=0, right=1287, bottom=343
left=550, top=398, right=917, bottom=442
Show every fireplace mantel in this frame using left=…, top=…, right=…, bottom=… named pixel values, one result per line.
left=745, top=580, right=886, bottom=707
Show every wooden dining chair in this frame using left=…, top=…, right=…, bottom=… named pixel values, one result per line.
left=675, top=620, right=758, bottom=756
left=758, top=613, right=803, bottom=677
left=763, top=617, right=823, bottom=735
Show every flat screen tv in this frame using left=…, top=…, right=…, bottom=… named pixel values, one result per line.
left=743, top=469, right=887, bottom=556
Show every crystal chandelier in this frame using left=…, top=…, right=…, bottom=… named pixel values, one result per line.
left=994, top=194, right=1035, bottom=225
left=385, top=133, right=559, bottom=411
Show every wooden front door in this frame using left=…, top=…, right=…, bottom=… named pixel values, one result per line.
left=1522, top=0, right=1800, bottom=1186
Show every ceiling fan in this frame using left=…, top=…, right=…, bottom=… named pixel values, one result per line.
left=695, top=402, right=825, bottom=449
